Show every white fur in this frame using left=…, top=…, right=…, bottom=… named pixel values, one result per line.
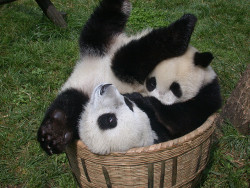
left=144, top=46, right=217, bottom=105
left=78, top=84, right=156, bottom=154
left=60, top=31, right=152, bottom=96
left=127, top=28, right=152, bottom=41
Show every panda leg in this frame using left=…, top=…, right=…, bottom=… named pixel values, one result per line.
left=37, top=89, right=89, bottom=155
left=112, top=14, right=197, bottom=84
left=79, top=0, right=131, bottom=56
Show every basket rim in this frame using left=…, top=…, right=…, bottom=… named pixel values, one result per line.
left=74, top=114, right=217, bottom=155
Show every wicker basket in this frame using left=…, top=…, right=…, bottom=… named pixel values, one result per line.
left=66, top=114, right=217, bottom=188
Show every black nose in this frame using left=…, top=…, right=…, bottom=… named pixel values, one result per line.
left=100, top=84, right=112, bottom=95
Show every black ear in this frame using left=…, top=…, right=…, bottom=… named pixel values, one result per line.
left=194, top=52, right=214, bottom=67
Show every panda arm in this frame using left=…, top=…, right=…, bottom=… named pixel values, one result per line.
left=111, top=14, right=197, bottom=84
left=124, top=93, right=171, bottom=142
left=79, top=0, right=131, bottom=57
left=37, top=89, right=89, bottom=155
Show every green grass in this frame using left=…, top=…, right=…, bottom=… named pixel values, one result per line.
left=0, top=0, right=249, bottom=187
left=199, top=121, right=249, bottom=187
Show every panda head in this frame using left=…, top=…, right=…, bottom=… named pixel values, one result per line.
left=79, top=84, right=156, bottom=155
left=145, top=46, right=217, bottom=105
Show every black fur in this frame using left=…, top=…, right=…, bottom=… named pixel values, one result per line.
left=170, top=82, right=182, bottom=98
left=149, top=78, right=222, bottom=139
left=111, top=14, right=197, bottom=84
left=124, top=97, right=133, bottom=112
left=146, top=77, right=157, bottom=92
left=194, top=52, right=214, bottom=67
left=37, top=89, right=89, bottom=155
left=123, top=93, right=171, bottom=143
left=79, top=0, right=130, bottom=56
left=98, top=113, right=117, bottom=130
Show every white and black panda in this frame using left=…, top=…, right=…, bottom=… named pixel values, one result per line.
left=37, top=0, right=208, bottom=155
left=144, top=46, right=222, bottom=138
left=79, top=84, right=170, bottom=154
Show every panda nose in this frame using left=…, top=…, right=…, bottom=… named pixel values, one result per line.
left=100, top=84, right=112, bottom=95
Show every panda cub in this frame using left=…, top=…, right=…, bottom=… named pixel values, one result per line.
left=144, top=46, right=222, bottom=138
left=79, top=84, right=170, bottom=154
left=37, top=0, right=198, bottom=155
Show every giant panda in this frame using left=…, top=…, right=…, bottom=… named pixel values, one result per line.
left=144, top=46, right=222, bottom=138
left=37, top=0, right=202, bottom=155
left=79, top=84, right=170, bottom=154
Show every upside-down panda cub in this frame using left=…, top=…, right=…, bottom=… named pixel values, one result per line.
left=37, top=0, right=221, bottom=155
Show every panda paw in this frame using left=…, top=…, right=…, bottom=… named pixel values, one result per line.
left=121, top=0, right=132, bottom=16
left=37, top=110, right=73, bottom=155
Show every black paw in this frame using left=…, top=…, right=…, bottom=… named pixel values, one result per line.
left=37, top=110, right=73, bottom=155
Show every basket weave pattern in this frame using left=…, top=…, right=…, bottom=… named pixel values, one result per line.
left=66, top=115, right=216, bottom=188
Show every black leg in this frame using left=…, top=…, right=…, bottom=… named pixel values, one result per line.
left=112, top=14, right=197, bottom=84
left=37, top=89, right=89, bottom=155
left=79, top=0, right=131, bottom=56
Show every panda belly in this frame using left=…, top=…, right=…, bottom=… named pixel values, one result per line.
left=60, top=56, right=111, bottom=96
left=60, top=56, right=145, bottom=97
left=60, top=55, right=145, bottom=97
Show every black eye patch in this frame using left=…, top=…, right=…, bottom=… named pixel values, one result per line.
left=97, top=113, right=117, bottom=130
left=124, top=97, right=133, bottom=112
left=170, top=82, right=182, bottom=98
left=146, top=77, right=156, bottom=92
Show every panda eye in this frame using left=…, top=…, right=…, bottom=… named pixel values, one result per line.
left=146, top=77, right=156, bottom=92
left=169, top=82, right=182, bottom=98
left=97, top=113, right=117, bottom=130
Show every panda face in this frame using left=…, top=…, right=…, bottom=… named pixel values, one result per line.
left=79, top=84, right=155, bottom=154
left=145, top=46, right=217, bottom=105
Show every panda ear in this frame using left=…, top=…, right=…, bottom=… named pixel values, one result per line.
left=194, top=52, right=214, bottom=67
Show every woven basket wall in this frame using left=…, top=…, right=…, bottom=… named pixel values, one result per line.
left=66, top=114, right=217, bottom=188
